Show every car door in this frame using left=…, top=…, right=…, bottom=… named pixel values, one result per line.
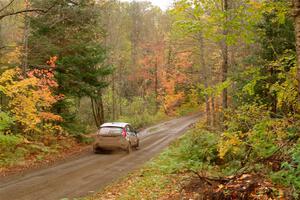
left=125, top=125, right=133, bottom=144
left=130, top=125, right=138, bottom=146
left=126, top=125, right=138, bottom=146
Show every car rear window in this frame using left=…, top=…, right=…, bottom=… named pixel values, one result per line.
left=99, top=127, right=123, bottom=135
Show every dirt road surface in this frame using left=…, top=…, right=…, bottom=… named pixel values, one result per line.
left=0, top=114, right=200, bottom=200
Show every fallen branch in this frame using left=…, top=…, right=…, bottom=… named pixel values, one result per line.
left=186, top=169, right=231, bottom=185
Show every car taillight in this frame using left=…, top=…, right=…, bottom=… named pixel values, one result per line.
left=122, top=128, right=127, bottom=137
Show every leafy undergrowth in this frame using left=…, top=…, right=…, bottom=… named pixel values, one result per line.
left=87, top=156, right=183, bottom=200
left=180, top=173, right=285, bottom=200
left=88, top=108, right=299, bottom=200
left=0, top=134, right=91, bottom=176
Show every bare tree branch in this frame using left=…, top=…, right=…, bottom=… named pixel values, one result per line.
left=0, top=0, right=16, bottom=13
left=0, top=1, right=59, bottom=21
left=0, top=8, right=45, bottom=20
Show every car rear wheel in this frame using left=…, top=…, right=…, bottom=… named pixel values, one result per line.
left=93, top=146, right=102, bottom=154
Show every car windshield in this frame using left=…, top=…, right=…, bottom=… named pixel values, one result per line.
left=99, top=127, right=123, bottom=135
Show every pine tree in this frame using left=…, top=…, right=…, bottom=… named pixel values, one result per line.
left=28, top=0, right=112, bottom=128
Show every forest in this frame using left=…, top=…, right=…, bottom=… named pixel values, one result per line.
left=0, top=0, right=300, bottom=199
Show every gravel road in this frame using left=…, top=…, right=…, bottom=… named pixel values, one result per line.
left=0, top=114, right=201, bottom=200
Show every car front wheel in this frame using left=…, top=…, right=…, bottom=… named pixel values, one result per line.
left=134, top=140, right=139, bottom=150
left=127, top=143, right=132, bottom=154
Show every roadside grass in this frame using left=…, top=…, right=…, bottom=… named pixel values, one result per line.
left=87, top=158, right=182, bottom=200
left=0, top=135, right=89, bottom=175
left=0, top=116, right=96, bottom=175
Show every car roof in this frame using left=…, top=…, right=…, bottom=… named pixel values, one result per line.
left=100, top=122, right=129, bottom=128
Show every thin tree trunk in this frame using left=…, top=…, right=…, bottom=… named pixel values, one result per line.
left=166, top=43, right=172, bottom=79
left=90, top=92, right=105, bottom=128
left=155, top=57, right=159, bottom=111
left=222, top=0, right=229, bottom=110
left=112, top=72, right=116, bottom=120
left=211, top=96, right=215, bottom=126
left=119, top=63, right=123, bottom=117
left=130, top=2, right=140, bottom=97
left=22, top=0, right=30, bottom=75
left=91, top=98, right=100, bottom=128
left=131, top=3, right=140, bottom=70
left=0, top=23, right=3, bottom=69
left=222, top=44, right=228, bottom=109
left=205, top=95, right=210, bottom=125
left=0, top=25, right=4, bottom=108
left=99, top=92, right=104, bottom=124
left=294, top=0, right=300, bottom=102
left=199, top=33, right=211, bottom=125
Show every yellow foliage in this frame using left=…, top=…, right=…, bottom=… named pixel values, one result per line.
left=162, top=92, right=184, bottom=115
left=218, top=131, right=243, bottom=159
left=0, top=68, right=39, bottom=132
left=0, top=46, right=22, bottom=68
left=0, top=68, right=62, bottom=133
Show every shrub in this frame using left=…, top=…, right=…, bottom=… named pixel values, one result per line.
left=74, top=134, right=95, bottom=144
left=0, top=111, right=14, bottom=133
left=152, top=127, right=220, bottom=174
left=218, top=104, right=300, bottom=196
left=224, top=104, right=269, bottom=133
left=0, top=134, right=26, bottom=167
left=0, top=134, right=22, bottom=152
left=271, top=140, right=300, bottom=198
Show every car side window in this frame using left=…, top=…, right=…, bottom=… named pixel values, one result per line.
left=126, top=125, right=136, bottom=135
left=129, top=126, right=136, bottom=135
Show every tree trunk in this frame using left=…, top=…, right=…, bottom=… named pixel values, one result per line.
left=91, top=92, right=105, bottom=128
left=211, top=96, right=215, bottom=126
left=91, top=98, right=99, bottom=128
left=154, top=57, right=159, bottom=111
left=0, top=23, right=3, bottom=72
left=166, top=43, right=173, bottom=79
left=294, top=0, right=300, bottom=102
left=99, top=93, right=104, bottom=124
left=131, top=2, right=140, bottom=70
left=22, top=0, right=30, bottom=75
left=222, top=0, right=229, bottom=110
left=118, top=63, right=124, bottom=117
left=112, top=72, right=116, bottom=120
left=199, top=33, right=211, bottom=125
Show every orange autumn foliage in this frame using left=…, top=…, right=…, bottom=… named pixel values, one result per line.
left=136, top=41, right=192, bottom=115
left=136, top=42, right=165, bottom=95
left=160, top=52, right=192, bottom=115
